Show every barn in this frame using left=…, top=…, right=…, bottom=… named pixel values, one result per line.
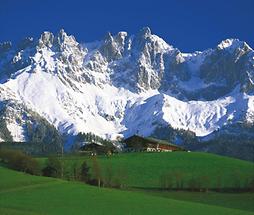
left=124, top=135, right=185, bottom=152
left=79, top=142, right=115, bottom=155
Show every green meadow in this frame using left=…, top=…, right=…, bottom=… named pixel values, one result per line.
left=0, top=166, right=254, bottom=215
left=39, top=152, right=254, bottom=188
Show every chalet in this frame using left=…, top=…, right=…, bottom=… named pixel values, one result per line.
left=124, top=135, right=185, bottom=152
left=79, top=142, right=115, bottom=155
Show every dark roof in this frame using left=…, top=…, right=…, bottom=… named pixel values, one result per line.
left=80, top=142, right=105, bottom=150
left=124, top=135, right=184, bottom=149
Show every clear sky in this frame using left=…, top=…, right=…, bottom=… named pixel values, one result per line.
left=0, top=0, right=253, bottom=52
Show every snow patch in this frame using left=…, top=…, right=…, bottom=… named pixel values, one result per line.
left=6, top=122, right=26, bottom=142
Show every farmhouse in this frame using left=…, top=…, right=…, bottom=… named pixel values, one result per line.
left=79, top=142, right=115, bottom=155
left=124, top=135, right=185, bottom=152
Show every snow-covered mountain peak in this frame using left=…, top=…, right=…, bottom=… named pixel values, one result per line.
left=217, top=38, right=252, bottom=53
left=138, top=26, right=152, bottom=39
left=38, top=31, right=54, bottom=48
left=218, top=38, right=238, bottom=49
left=132, top=27, right=174, bottom=53
left=55, top=29, right=81, bottom=50
left=98, top=31, right=128, bottom=62
left=0, top=28, right=254, bottom=145
left=37, top=29, right=81, bottom=52
left=116, top=31, right=128, bottom=40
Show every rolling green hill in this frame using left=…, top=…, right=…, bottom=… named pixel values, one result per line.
left=47, top=152, right=254, bottom=189
left=0, top=166, right=254, bottom=215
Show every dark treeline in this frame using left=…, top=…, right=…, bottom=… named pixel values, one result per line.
left=152, top=123, right=254, bottom=162
left=0, top=148, right=127, bottom=189
left=26, top=120, right=63, bottom=148
left=73, top=132, right=117, bottom=154
left=0, top=105, right=64, bottom=153
left=152, top=125, right=197, bottom=145
left=159, top=170, right=254, bottom=192
left=76, top=132, right=114, bottom=146
left=42, top=155, right=127, bottom=189
left=0, top=148, right=40, bottom=175
left=0, top=142, right=63, bottom=156
left=0, top=114, right=13, bottom=142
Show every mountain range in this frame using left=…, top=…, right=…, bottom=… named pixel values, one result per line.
left=0, top=27, right=253, bottom=160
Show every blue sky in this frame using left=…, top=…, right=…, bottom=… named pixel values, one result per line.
left=0, top=0, right=253, bottom=52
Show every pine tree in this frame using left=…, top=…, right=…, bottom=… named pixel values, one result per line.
left=80, top=161, right=90, bottom=183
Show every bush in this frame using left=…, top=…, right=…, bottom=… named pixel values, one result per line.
left=0, top=148, right=40, bottom=175
left=103, top=164, right=114, bottom=187
left=102, top=165, right=128, bottom=188
left=42, top=156, right=62, bottom=178
left=42, top=165, right=58, bottom=177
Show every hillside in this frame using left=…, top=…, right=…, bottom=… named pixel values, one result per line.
left=40, top=152, right=254, bottom=189
left=0, top=166, right=253, bottom=215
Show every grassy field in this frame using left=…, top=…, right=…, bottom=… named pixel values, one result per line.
left=39, top=152, right=254, bottom=188
left=0, top=165, right=53, bottom=191
left=0, top=166, right=254, bottom=215
left=135, top=189, right=254, bottom=212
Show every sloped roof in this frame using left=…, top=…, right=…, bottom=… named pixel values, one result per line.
left=124, top=135, right=184, bottom=150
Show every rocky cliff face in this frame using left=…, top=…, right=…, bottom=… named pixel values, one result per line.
left=0, top=28, right=253, bottom=152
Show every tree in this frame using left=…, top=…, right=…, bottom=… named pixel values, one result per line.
left=248, top=176, right=254, bottom=192
left=187, top=177, right=198, bottom=191
left=91, top=156, right=102, bottom=187
left=112, top=167, right=128, bottom=189
left=160, top=172, right=174, bottom=190
left=174, top=171, right=184, bottom=190
left=80, top=161, right=91, bottom=183
left=187, top=175, right=210, bottom=192
left=231, top=170, right=243, bottom=190
left=200, top=175, right=210, bottom=192
left=103, top=164, right=114, bottom=187
left=42, top=156, right=62, bottom=178
left=216, top=173, right=223, bottom=192
left=187, top=176, right=202, bottom=191
left=71, top=161, right=80, bottom=181
left=42, top=165, right=57, bottom=177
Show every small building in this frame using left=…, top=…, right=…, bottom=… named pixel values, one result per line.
left=124, top=135, right=185, bottom=152
left=79, top=142, right=115, bottom=155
